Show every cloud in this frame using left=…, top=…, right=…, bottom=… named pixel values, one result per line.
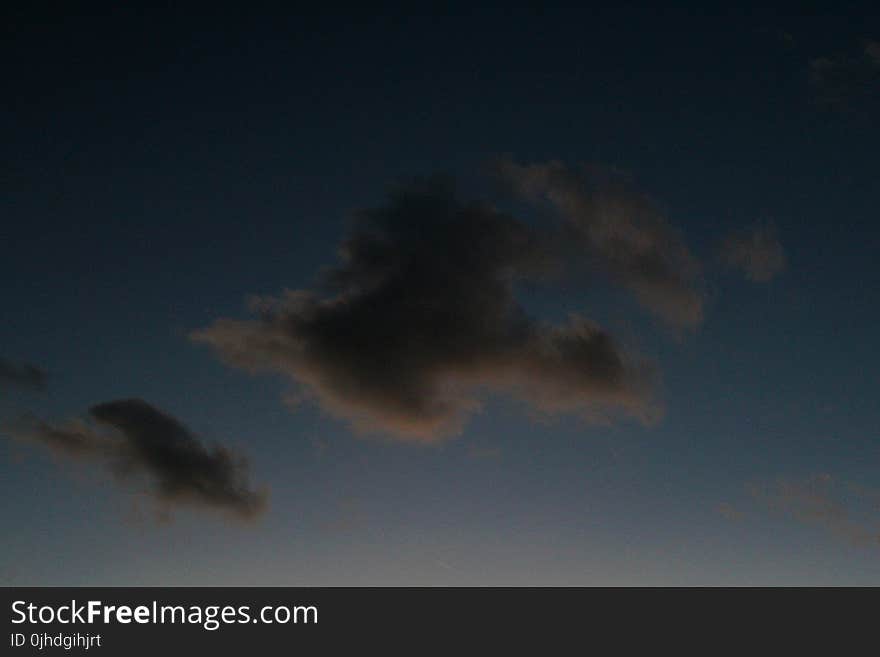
left=193, top=177, right=658, bottom=442
left=750, top=474, right=880, bottom=546
left=719, top=222, right=786, bottom=282
left=715, top=502, right=744, bottom=521
left=8, top=399, right=266, bottom=520
left=0, top=358, right=47, bottom=391
left=467, top=444, right=503, bottom=461
left=866, top=40, right=880, bottom=66
left=496, top=159, right=705, bottom=328
left=809, top=39, right=880, bottom=108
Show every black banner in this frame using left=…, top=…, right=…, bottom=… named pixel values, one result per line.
left=1, top=587, right=872, bottom=653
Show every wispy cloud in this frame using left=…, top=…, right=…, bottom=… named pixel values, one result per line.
left=496, top=159, right=705, bottom=328
left=0, top=358, right=47, bottom=391
left=715, top=502, right=745, bottom=521
left=750, top=474, right=880, bottom=546
left=719, top=221, right=786, bottom=282
left=809, top=38, right=880, bottom=109
left=866, top=40, right=880, bottom=66
left=8, top=399, right=267, bottom=520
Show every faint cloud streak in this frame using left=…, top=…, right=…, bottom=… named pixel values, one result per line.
left=809, top=38, right=880, bottom=109
left=719, top=221, right=786, bottom=282
left=750, top=474, right=880, bottom=546
left=0, top=358, right=47, bottom=391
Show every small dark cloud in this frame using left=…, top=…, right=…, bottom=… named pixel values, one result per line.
left=193, top=176, right=658, bottom=442
left=8, top=399, right=266, bottom=520
left=809, top=38, right=880, bottom=109
left=719, top=222, right=786, bottom=282
left=750, top=474, right=880, bottom=546
left=0, top=358, right=47, bottom=391
left=496, top=159, right=705, bottom=328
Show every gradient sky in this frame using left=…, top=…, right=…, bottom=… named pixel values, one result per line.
left=2, top=4, right=880, bottom=585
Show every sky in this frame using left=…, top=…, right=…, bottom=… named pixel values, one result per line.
left=2, top=4, right=879, bottom=585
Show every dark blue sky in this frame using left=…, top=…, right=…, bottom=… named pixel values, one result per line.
left=2, top=4, right=879, bottom=584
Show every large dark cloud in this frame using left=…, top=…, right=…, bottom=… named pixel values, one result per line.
left=0, top=358, right=47, bottom=391
left=193, top=177, right=658, bottom=442
left=496, top=159, right=705, bottom=328
left=719, top=222, right=787, bottom=282
left=9, top=399, right=266, bottom=520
